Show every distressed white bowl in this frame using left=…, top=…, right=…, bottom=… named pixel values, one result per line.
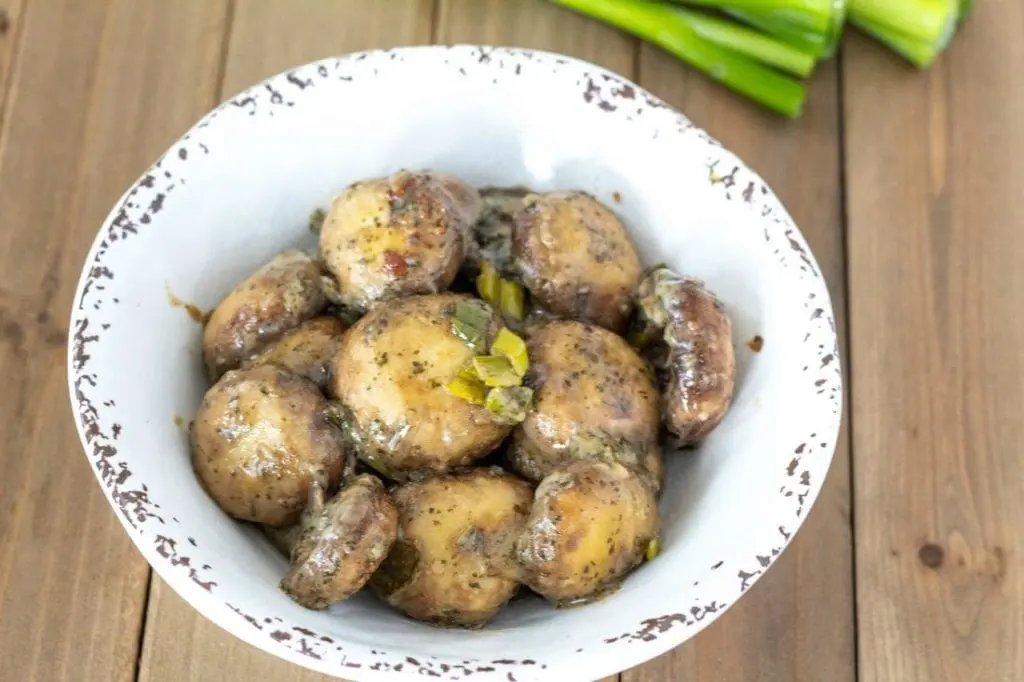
left=67, top=46, right=842, bottom=682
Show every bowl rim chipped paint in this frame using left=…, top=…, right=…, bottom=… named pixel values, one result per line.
left=67, top=45, right=842, bottom=681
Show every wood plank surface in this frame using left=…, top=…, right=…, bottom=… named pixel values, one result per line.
left=136, top=2, right=432, bottom=681
left=0, top=0, right=26, bottom=127
left=844, top=1, right=1024, bottom=680
left=220, top=0, right=433, bottom=98
left=0, top=0, right=1016, bottom=680
left=437, top=0, right=635, bottom=75
left=0, top=1, right=229, bottom=681
left=618, top=29, right=855, bottom=682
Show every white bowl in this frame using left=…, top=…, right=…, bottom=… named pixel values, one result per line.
left=67, top=45, right=842, bottom=682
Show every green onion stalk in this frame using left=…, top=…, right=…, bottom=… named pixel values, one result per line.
left=674, top=7, right=818, bottom=77
left=550, top=0, right=969, bottom=116
left=722, top=0, right=847, bottom=58
left=550, top=0, right=811, bottom=117
left=680, top=0, right=842, bottom=39
left=848, top=0, right=962, bottom=68
left=723, top=8, right=829, bottom=57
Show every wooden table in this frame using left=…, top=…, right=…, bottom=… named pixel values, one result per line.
left=1, top=1, right=1021, bottom=680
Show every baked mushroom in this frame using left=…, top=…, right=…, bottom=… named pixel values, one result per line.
left=370, top=467, right=533, bottom=627
left=332, top=294, right=510, bottom=479
left=319, top=171, right=480, bottom=311
left=516, top=460, right=659, bottom=606
left=280, top=475, right=398, bottom=610
left=202, top=250, right=327, bottom=381
left=634, top=266, right=736, bottom=445
left=513, top=191, right=642, bottom=333
left=242, top=316, right=346, bottom=393
left=190, top=365, right=346, bottom=527
left=508, top=320, right=663, bottom=492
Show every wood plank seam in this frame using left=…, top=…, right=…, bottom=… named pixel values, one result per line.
left=135, top=3, right=236, bottom=680
left=213, top=0, right=237, bottom=100
left=833, top=41, right=861, bottom=682
left=132, top=577, right=156, bottom=682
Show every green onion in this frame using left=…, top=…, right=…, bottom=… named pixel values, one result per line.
left=472, top=355, right=522, bottom=388
left=848, top=0, right=959, bottom=68
left=323, top=403, right=399, bottom=480
left=550, top=0, right=806, bottom=118
left=674, top=7, right=818, bottom=77
left=724, top=7, right=831, bottom=57
left=485, top=386, right=534, bottom=425
left=549, top=0, right=968, bottom=115
left=958, top=0, right=971, bottom=23
left=850, top=15, right=941, bottom=67
left=499, top=279, right=526, bottom=322
left=451, top=299, right=490, bottom=352
left=678, top=0, right=838, bottom=35
left=323, top=401, right=350, bottom=431
left=691, top=0, right=847, bottom=58
left=457, top=363, right=482, bottom=383
left=476, top=261, right=501, bottom=305
left=446, top=375, right=489, bottom=405
left=849, top=0, right=957, bottom=47
left=626, top=327, right=650, bottom=349
left=491, top=328, right=529, bottom=377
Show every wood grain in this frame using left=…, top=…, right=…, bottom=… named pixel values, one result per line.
left=437, top=0, right=635, bottom=75
left=136, top=3, right=431, bottom=680
left=620, top=34, right=855, bottom=682
left=220, top=0, right=433, bottom=98
left=140, top=575, right=338, bottom=682
left=845, top=1, right=1024, bottom=679
left=0, top=1, right=229, bottom=681
left=0, top=0, right=26, bottom=128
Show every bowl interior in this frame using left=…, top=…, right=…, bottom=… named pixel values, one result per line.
left=70, top=47, right=840, bottom=680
